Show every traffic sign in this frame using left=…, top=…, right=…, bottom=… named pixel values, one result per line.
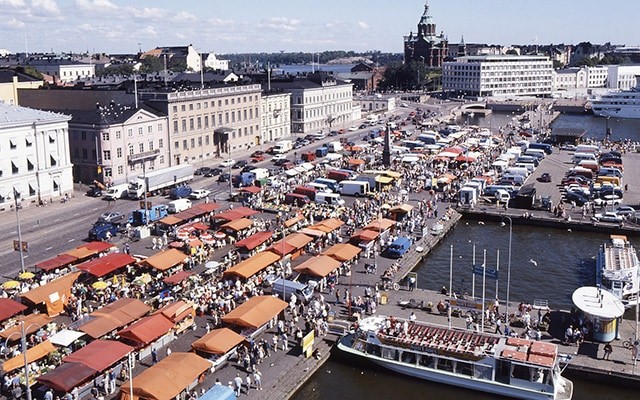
left=472, top=264, right=498, bottom=280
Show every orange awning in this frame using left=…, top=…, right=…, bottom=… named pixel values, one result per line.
left=351, top=229, right=379, bottom=242
left=284, top=214, right=305, bottom=228
left=323, top=243, right=362, bottom=262
left=0, top=314, right=52, bottom=340
left=293, top=255, right=341, bottom=278
left=153, top=300, right=194, bottom=323
left=223, top=251, right=280, bottom=280
left=191, top=328, right=246, bottom=355
left=78, top=298, right=151, bottom=339
left=117, top=314, right=174, bottom=346
left=138, top=248, right=187, bottom=271
left=2, top=340, right=55, bottom=373
left=221, top=218, right=253, bottom=232
left=222, top=296, right=287, bottom=329
left=284, top=232, right=313, bottom=249
left=235, top=231, right=273, bottom=251
left=19, top=272, right=81, bottom=316
left=363, top=218, right=396, bottom=232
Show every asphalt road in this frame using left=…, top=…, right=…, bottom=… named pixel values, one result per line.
left=0, top=99, right=458, bottom=279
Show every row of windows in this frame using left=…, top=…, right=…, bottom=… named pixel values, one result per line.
left=73, top=139, right=163, bottom=161
left=75, top=124, right=163, bottom=141
left=173, top=108, right=259, bottom=133
left=171, top=95, right=257, bottom=113
left=173, top=126, right=258, bottom=151
left=103, top=155, right=165, bottom=178
left=3, top=155, right=60, bottom=176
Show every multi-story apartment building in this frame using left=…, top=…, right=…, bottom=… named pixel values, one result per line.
left=0, top=68, right=43, bottom=105
left=604, top=65, right=640, bottom=89
left=141, top=84, right=262, bottom=163
left=67, top=103, right=169, bottom=186
left=269, top=73, right=354, bottom=135
left=552, top=64, right=640, bottom=91
left=260, top=90, right=291, bottom=144
left=141, top=45, right=202, bottom=72
left=27, top=59, right=95, bottom=84
left=442, top=55, right=553, bottom=98
left=553, top=67, right=587, bottom=90
left=584, top=65, right=609, bottom=88
left=0, top=103, right=73, bottom=210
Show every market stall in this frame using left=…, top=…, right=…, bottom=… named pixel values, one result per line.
left=19, top=272, right=81, bottom=316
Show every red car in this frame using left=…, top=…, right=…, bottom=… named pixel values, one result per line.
left=251, top=154, right=266, bottom=162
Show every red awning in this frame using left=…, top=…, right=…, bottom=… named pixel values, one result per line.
left=83, top=241, right=116, bottom=252
left=162, top=270, right=194, bottom=285
left=35, top=254, right=78, bottom=271
left=239, top=186, right=261, bottom=194
left=0, top=298, right=27, bottom=322
left=117, top=314, right=174, bottom=346
left=37, top=362, right=98, bottom=392
left=63, top=340, right=133, bottom=372
left=235, top=231, right=273, bottom=251
left=76, top=253, right=135, bottom=277
left=214, top=207, right=259, bottom=221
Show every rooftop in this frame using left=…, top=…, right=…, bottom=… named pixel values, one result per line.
left=0, top=103, right=70, bottom=127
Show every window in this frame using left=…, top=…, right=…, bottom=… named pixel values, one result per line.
left=204, top=116, right=209, bottom=128
left=82, top=149, right=88, bottom=159
left=104, top=168, right=112, bottom=177
left=173, top=105, right=178, bottom=113
left=9, top=139, right=17, bottom=149
left=50, top=155, right=57, bottom=166
left=11, top=161, right=18, bottom=174
left=189, top=104, right=194, bottom=111
left=128, top=129, right=133, bottom=137
left=159, top=155, right=165, bottom=164
left=190, top=138, right=195, bottom=148
left=173, top=121, right=179, bottom=133
left=225, top=112, right=229, bottom=124
left=197, top=117, right=202, bottom=129
left=27, top=159, right=34, bottom=171
left=103, top=150, right=111, bottom=160
left=138, top=127, right=143, bottom=136
left=117, top=165, right=123, bottom=175
left=149, top=141, right=154, bottom=151
left=116, top=130, right=122, bottom=140
left=189, top=118, right=194, bottom=130
left=196, top=103, right=201, bottom=110
left=205, top=135, right=210, bottom=145
left=183, top=140, right=187, bottom=150
left=81, top=131, right=86, bottom=140
left=158, top=123, right=163, bottom=132
left=198, top=137, right=202, bottom=147
left=174, top=141, right=179, bottom=149
left=147, top=125, right=152, bottom=133
left=139, top=143, right=144, bottom=153
left=74, top=148, right=79, bottom=158
left=243, top=109, right=247, bottom=120
left=49, top=134, right=55, bottom=144
left=102, top=132, right=110, bottom=141
left=181, top=119, right=187, bottom=132
left=129, top=144, right=134, bottom=155
left=181, top=104, right=186, bottom=112
left=218, top=114, right=222, bottom=125
left=117, top=148, right=122, bottom=158
left=158, top=138, right=163, bottom=148
left=218, top=100, right=222, bottom=107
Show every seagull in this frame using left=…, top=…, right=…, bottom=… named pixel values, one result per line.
left=529, top=259, right=538, bottom=266
left=500, top=222, right=506, bottom=227
left=478, top=221, right=485, bottom=225
left=567, top=228, right=572, bottom=232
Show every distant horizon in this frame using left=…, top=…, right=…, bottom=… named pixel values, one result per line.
left=0, top=0, right=637, bottom=55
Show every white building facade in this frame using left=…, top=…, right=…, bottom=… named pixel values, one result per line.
left=0, top=103, right=73, bottom=210
left=442, top=55, right=553, bottom=98
left=68, top=105, right=170, bottom=186
left=28, top=60, right=96, bottom=83
left=204, top=53, right=230, bottom=71
left=260, top=91, right=291, bottom=144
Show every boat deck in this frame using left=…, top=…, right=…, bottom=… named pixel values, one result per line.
left=601, top=237, right=639, bottom=280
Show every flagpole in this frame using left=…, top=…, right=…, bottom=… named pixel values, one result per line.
left=472, top=243, right=476, bottom=299
left=481, top=249, right=486, bottom=333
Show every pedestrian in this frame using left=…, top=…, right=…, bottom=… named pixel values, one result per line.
left=151, top=237, right=157, bottom=250
left=151, top=348, right=158, bottom=364
left=335, top=288, right=340, bottom=304
left=603, top=343, right=613, bottom=360
left=166, top=347, right=172, bottom=357
left=245, top=374, right=252, bottom=393
left=253, top=369, right=263, bottom=390
left=495, top=318, right=503, bottom=335
left=233, top=374, right=243, bottom=396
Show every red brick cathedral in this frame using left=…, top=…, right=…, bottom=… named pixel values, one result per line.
left=403, top=1, right=448, bottom=68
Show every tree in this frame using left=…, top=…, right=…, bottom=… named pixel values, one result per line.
left=140, top=57, right=164, bottom=73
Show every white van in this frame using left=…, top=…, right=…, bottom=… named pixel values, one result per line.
left=572, top=152, right=597, bottom=164
left=316, top=192, right=345, bottom=206
left=524, top=149, right=546, bottom=159
left=306, top=182, right=332, bottom=193
left=575, top=144, right=600, bottom=155
left=103, top=183, right=129, bottom=201
left=514, top=162, right=535, bottom=173
left=338, top=180, right=370, bottom=196
left=505, top=167, right=530, bottom=177
left=500, top=174, right=525, bottom=186
left=168, top=198, right=192, bottom=213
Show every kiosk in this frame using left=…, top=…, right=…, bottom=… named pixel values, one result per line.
left=572, top=286, right=625, bottom=343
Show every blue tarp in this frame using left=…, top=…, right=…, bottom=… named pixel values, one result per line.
left=198, top=384, right=236, bottom=400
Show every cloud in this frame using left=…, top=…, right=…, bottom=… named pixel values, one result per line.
left=126, top=6, right=169, bottom=20
left=174, top=11, right=197, bottom=22
left=31, top=0, right=60, bottom=14
left=74, top=0, right=117, bottom=12
left=357, top=21, right=369, bottom=29
left=7, top=17, right=25, bottom=28
left=0, top=0, right=26, bottom=6
left=207, top=17, right=235, bottom=26
left=259, top=17, right=301, bottom=31
left=140, top=25, right=158, bottom=37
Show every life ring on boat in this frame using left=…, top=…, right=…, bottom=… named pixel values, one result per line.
left=392, top=283, right=400, bottom=291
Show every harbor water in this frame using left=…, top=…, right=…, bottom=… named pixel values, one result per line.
left=294, top=113, right=640, bottom=399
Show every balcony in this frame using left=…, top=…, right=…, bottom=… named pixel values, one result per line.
left=128, top=149, right=160, bottom=163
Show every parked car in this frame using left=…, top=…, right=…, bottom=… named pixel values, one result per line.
left=219, top=159, right=235, bottom=168
left=232, top=160, right=248, bottom=169
left=189, top=189, right=211, bottom=200
left=594, top=212, right=624, bottom=223
left=251, top=154, right=266, bottom=162
left=537, top=173, right=552, bottom=183
left=348, top=126, right=358, bottom=131
left=250, top=150, right=265, bottom=158
left=97, top=211, right=125, bottom=224
left=614, top=205, right=637, bottom=217
left=564, top=191, right=589, bottom=206
left=217, top=173, right=231, bottom=182
left=272, top=154, right=288, bottom=162
left=204, top=167, right=223, bottom=177
left=194, top=167, right=212, bottom=175
left=560, top=144, right=577, bottom=151
left=86, top=187, right=103, bottom=197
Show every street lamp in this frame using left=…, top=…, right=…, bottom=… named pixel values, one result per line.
left=13, top=188, right=26, bottom=273
left=5, top=321, right=41, bottom=400
left=501, top=216, right=513, bottom=324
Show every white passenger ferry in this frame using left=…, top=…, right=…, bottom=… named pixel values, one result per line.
left=337, top=316, right=573, bottom=400
left=591, top=76, right=640, bottom=119
left=596, top=235, right=640, bottom=308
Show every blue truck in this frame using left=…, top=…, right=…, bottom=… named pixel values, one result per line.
left=170, top=185, right=192, bottom=200
left=88, top=222, right=120, bottom=241
left=131, top=204, right=169, bottom=226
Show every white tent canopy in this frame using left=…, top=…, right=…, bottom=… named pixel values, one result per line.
left=49, top=329, right=86, bottom=347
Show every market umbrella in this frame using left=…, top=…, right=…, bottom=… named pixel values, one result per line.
left=132, top=273, right=152, bottom=286
left=92, top=281, right=109, bottom=290
left=18, top=271, right=35, bottom=280
left=2, top=280, right=20, bottom=290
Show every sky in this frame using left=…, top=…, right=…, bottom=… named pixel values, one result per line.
left=0, top=0, right=637, bottom=55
